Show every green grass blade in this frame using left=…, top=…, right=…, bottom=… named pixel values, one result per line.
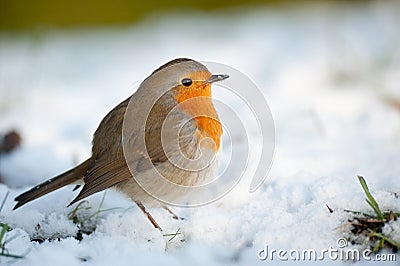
left=0, top=223, right=24, bottom=259
left=0, top=191, right=9, bottom=214
left=357, top=176, right=384, bottom=219
left=0, top=223, right=10, bottom=244
left=365, top=200, right=384, bottom=220
left=163, top=228, right=181, bottom=242
left=344, top=209, right=375, bottom=218
left=370, top=232, right=400, bottom=249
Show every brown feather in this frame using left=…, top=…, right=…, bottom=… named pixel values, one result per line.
left=65, top=97, right=133, bottom=206
left=68, top=159, right=131, bottom=206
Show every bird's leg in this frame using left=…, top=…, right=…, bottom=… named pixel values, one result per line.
left=163, top=206, right=184, bottom=220
left=135, top=201, right=162, bottom=231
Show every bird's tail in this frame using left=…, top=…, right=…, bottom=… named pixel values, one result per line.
left=13, top=159, right=91, bottom=210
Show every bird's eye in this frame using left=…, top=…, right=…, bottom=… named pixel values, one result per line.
left=181, top=78, right=193, bottom=87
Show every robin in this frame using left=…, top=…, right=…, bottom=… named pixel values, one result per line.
left=13, top=58, right=229, bottom=230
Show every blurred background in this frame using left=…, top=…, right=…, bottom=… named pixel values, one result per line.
left=1, top=0, right=319, bottom=31
left=0, top=0, right=399, bottom=190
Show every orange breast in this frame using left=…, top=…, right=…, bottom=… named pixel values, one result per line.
left=174, top=83, right=222, bottom=150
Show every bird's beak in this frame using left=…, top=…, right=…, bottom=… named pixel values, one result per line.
left=203, top=74, right=229, bottom=84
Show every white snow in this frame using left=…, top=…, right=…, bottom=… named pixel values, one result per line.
left=1, top=2, right=400, bottom=265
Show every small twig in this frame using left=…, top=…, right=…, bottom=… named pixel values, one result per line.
left=326, top=204, right=334, bottom=213
left=388, top=211, right=395, bottom=222
left=0, top=252, right=24, bottom=259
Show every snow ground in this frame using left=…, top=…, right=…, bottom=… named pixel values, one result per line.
left=1, top=2, right=400, bottom=265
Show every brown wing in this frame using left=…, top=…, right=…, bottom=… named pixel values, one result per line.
left=68, top=91, right=196, bottom=206
left=68, top=157, right=131, bottom=206
left=67, top=98, right=168, bottom=206
left=68, top=144, right=170, bottom=206
left=68, top=96, right=133, bottom=206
